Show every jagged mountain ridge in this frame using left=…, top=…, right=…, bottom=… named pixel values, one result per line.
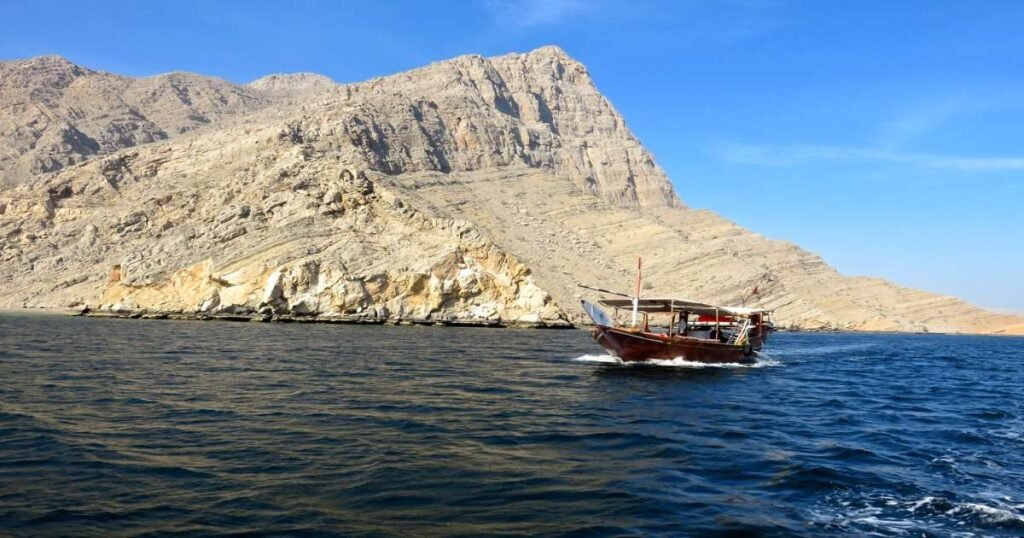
left=0, top=48, right=1019, bottom=334
left=247, top=73, right=337, bottom=93
left=0, top=55, right=314, bottom=187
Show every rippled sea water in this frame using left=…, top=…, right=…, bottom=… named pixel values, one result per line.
left=1, top=313, right=1023, bottom=537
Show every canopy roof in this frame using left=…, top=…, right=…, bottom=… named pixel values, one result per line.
left=598, top=298, right=770, bottom=317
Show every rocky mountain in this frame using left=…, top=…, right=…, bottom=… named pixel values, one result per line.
left=247, top=73, right=336, bottom=93
left=0, top=47, right=1020, bottom=334
left=0, top=55, right=278, bottom=187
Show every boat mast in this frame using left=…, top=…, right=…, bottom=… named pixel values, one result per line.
left=632, top=256, right=641, bottom=327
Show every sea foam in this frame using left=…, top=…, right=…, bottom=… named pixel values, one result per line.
left=571, top=353, right=781, bottom=369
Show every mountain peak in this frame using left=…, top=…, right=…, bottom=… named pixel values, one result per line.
left=12, top=54, right=79, bottom=67
left=248, top=72, right=337, bottom=92
left=490, top=45, right=591, bottom=86
left=1, top=54, right=90, bottom=77
left=1, top=54, right=90, bottom=83
left=527, top=45, right=572, bottom=59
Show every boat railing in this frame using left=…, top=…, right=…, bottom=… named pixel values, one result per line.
left=727, top=318, right=752, bottom=346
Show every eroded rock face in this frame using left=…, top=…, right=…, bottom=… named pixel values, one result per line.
left=0, top=55, right=296, bottom=186
left=0, top=129, right=564, bottom=325
left=0, top=47, right=1019, bottom=333
left=314, top=46, right=679, bottom=209
left=100, top=224, right=562, bottom=324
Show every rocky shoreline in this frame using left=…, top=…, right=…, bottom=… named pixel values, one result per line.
left=8, top=307, right=1021, bottom=336
left=69, top=307, right=575, bottom=329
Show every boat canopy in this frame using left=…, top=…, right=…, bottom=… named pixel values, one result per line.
left=598, top=298, right=770, bottom=317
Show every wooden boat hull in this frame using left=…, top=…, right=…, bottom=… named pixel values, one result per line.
left=592, top=326, right=769, bottom=363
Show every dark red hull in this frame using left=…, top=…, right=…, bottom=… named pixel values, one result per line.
left=592, top=326, right=769, bottom=363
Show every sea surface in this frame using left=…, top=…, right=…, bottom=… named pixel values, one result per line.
left=1, top=313, right=1023, bottom=537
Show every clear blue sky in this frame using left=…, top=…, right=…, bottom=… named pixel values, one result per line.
left=2, top=0, right=1022, bottom=311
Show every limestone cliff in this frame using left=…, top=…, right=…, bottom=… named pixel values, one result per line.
left=0, top=48, right=1019, bottom=333
left=0, top=124, right=562, bottom=325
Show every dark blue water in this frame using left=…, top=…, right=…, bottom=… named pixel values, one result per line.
left=1, top=314, right=1023, bottom=537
